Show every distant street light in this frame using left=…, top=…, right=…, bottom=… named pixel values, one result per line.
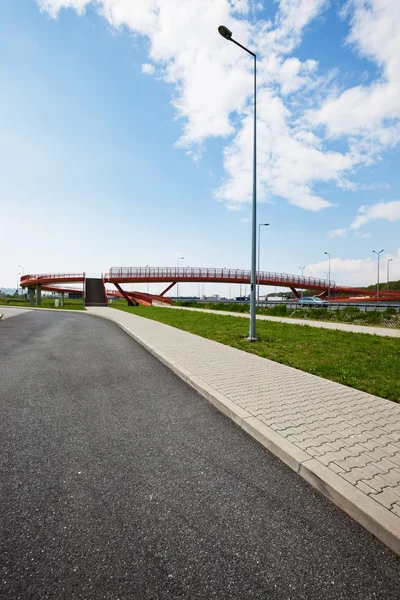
left=373, top=249, right=384, bottom=299
left=387, top=258, right=393, bottom=293
left=218, top=25, right=258, bottom=341
left=299, top=266, right=305, bottom=276
left=17, top=264, right=24, bottom=296
left=257, top=223, right=269, bottom=305
left=324, top=252, right=331, bottom=302
left=177, top=256, right=184, bottom=299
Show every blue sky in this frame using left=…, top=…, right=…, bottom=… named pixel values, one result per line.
left=1, top=0, right=399, bottom=295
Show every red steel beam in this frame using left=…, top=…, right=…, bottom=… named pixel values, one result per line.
left=114, top=283, right=135, bottom=306
left=290, top=287, right=301, bottom=299
left=160, top=281, right=177, bottom=296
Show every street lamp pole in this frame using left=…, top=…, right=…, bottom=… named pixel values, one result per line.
left=177, top=256, right=184, bottom=300
left=373, top=249, right=384, bottom=299
left=324, top=252, right=331, bottom=301
left=257, top=223, right=269, bottom=305
left=218, top=25, right=258, bottom=341
left=299, top=266, right=305, bottom=276
left=387, top=258, right=393, bottom=293
left=17, top=264, right=24, bottom=296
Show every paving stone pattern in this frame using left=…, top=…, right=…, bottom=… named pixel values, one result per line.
left=89, top=308, right=400, bottom=522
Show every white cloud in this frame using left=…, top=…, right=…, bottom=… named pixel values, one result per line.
left=230, top=0, right=250, bottom=14
left=308, top=250, right=400, bottom=286
left=329, top=228, right=347, bottom=238
left=338, top=180, right=391, bottom=191
left=350, top=200, right=400, bottom=229
left=355, top=231, right=371, bottom=238
left=327, top=199, right=400, bottom=237
left=141, top=63, right=155, bottom=75
left=36, top=0, right=91, bottom=17
left=256, top=0, right=328, bottom=55
left=308, top=0, right=400, bottom=148
left=35, top=0, right=398, bottom=215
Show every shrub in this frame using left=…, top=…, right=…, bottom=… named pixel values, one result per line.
left=264, top=304, right=288, bottom=317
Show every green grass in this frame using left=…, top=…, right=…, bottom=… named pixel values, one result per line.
left=0, top=298, right=86, bottom=310
left=111, top=303, right=400, bottom=403
left=174, top=301, right=400, bottom=328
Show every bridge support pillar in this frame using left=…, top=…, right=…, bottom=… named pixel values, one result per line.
left=35, top=284, right=42, bottom=306
left=290, top=287, right=301, bottom=299
left=28, top=288, right=35, bottom=306
left=114, top=283, right=135, bottom=306
left=61, top=292, right=65, bottom=306
left=160, top=282, right=177, bottom=297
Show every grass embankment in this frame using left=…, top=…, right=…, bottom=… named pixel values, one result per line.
left=0, top=298, right=85, bottom=311
left=111, top=304, right=400, bottom=403
left=175, top=301, right=400, bottom=329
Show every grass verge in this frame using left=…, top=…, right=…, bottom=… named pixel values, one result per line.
left=111, top=303, right=400, bottom=403
left=175, top=301, right=400, bottom=329
left=0, top=298, right=86, bottom=311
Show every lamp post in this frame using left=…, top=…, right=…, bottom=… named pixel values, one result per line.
left=177, top=256, right=184, bottom=299
left=218, top=25, right=258, bottom=341
left=324, top=252, right=331, bottom=302
left=373, top=249, right=384, bottom=299
left=387, top=258, right=393, bottom=293
left=17, top=264, right=24, bottom=296
left=299, top=266, right=305, bottom=276
left=257, top=223, right=269, bottom=305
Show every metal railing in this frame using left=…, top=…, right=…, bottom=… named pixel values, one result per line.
left=105, top=267, right=334, bottom=289
left=20, top=273, right=85, bottom=285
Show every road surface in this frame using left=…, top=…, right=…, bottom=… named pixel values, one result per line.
left=1, top=311, right=399, bottom=599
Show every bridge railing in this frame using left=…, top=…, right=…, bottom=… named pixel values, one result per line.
left=20, top=273, right=85, bottom=284
left=105, top=267, right=334, bottom=289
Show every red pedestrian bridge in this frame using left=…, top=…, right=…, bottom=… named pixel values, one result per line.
left=20, top=267, right=400, bottom=306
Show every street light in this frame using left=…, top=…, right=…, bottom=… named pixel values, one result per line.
left=218, top=25, right=258, bottom=341
left=177, top=256, right=184, bottom=299
left=299, top=266, right=305, bottom=276
left=387, top=258, right=393, bottom=292
left=17, top=264, right=24, bottom=296
left=257, top=223, right=269, bottom=305
left=324, top=252, right=331, bottom=301
left=373, top=249, right=384, bottom=299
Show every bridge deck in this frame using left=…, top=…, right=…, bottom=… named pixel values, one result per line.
left=19, top=268, right=400, bottom=300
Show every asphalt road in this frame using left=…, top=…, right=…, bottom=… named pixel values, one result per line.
left=1, top=311, right=399, bottom=599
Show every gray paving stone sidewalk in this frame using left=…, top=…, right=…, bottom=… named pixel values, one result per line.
left=88, top=306, right=400, bottom=554
left=165, top=304, right=400, bottom=338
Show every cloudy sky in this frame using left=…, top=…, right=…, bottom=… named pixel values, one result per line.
left=1, top=0, right=399, bottom=295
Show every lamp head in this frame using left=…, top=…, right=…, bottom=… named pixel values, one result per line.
left=218, top=25, right=232, bottom=40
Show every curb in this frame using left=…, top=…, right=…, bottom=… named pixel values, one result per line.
left=90, top=309, right=400, bottom=556
left=1, top=306, right=87, bottom=314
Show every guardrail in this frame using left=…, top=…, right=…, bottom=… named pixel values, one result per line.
left=105, top=267, right=334, bottom=290
left=20, top=273, right=85, bottom=285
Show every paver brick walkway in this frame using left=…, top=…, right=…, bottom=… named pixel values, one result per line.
left=88, top=306, right=400, bottom=554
